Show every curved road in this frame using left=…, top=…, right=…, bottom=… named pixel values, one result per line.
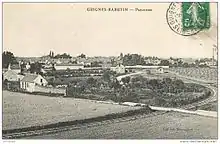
left=167, top=70, right=217, bottom=110
left=117, top=71, right=217, bottom=110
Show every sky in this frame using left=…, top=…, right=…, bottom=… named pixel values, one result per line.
left=3, top=3, right=217, bottom=58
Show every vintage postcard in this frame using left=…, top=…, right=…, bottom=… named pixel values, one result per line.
left=1, top=2, right=218, bottom=140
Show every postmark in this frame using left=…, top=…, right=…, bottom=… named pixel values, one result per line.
left=166, top=2, right=210, bottom=36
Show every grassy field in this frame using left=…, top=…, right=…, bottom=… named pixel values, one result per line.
left=169, top=67, right=217, bottom=83
left=3, top=91, right=139, bottom=130
left=27, top=112, right=217, bottom=139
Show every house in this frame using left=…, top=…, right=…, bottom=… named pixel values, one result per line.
left=111, top=64, right=125, bottom=74
left=20, top=74, right=48, bottom=92
left=3, top=70, right=24, bottom=82
left=54, top=63, right=84, bottom=70
left=204, top=60, right=217, bottom=66
left=3, top=64, right=24, bottom=81
left=26, top=63, right=31, bottom=69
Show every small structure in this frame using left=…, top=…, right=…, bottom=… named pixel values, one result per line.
left=20, top=74, right=48, bottom=92
left=25, top=63, right=31, bottom=69
left=156, top=67, right=164, bottom=73
left=111, top=64, right=125, bottom=74
left=3, top=64, right=24, bottom=81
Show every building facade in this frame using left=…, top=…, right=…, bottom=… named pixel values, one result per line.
left=20, top=74, right=48, bottom=92
left=54, top=64, right=84, bottom=70
left=111, top=64, right=126, bottom=74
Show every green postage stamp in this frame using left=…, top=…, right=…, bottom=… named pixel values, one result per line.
left=182, top=2, right=210, bottom=31
left=167, top=2, right=210, bottom=36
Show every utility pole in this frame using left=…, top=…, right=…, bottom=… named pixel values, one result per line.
left=213, top=44, right=217, bottom=66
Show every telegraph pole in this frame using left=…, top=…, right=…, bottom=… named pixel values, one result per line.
left=213, top=44, right=217, bottom=66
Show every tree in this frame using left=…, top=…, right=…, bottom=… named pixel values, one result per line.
left=123, top=54, right=145, bottom=66
left=87, top=77, right=97, bottom=87
left=131, top=75, right=144, bottom=83
left=177, top=59, right=183, bottom=66
left=172, top=79, right=185, bottom=89
left=182, top=62, right=189, bottom=67
left=120, top=53, right=123, bottom=58
left=148, top=79, right=160, bottom=89
left=91, top=61, right=102, bottom=67
left=163, top=78, right=172, bottom=85
left=103, top=71, right=111, bottom=82
left=78, top=53, right=86, bottom=59
left=110, top=79, right=121, bottom=90
left=195, top=60, right=200, bottom=66
left=54, top=53, right=72, bottom=59
left=159, top=60, right=170, bottom=66
left=2, top=51, right=18, bottom=68
left=121, top=76, right=131, bottom=84
left=30, top=62, right=42, bottom=74
left=20, top=62, right=26, bottom=74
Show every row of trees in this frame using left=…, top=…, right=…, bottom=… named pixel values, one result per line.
left=114, top=53, right=212, bottom=67
left=53, top=53, right=72, bottom=59
left=48, top=51, right=87, bottom=59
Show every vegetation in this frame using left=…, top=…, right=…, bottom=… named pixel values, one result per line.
left=91, top=61, right=102, bottom=67
left=64, top=70, right=211, bottom=107
left=77, top=53, right=86, bottom=59
left=49, top=51, right=55, bottom=58
left=169, top=67, right=217, bottom=82
left=122, top=54, right=145, bottom=66
left=3, top=80, right=20, bottom=92
left=158, top=60, right=170, bottom=66
left=30, top=62, right=43, bottom=74
left=2, top=51, right=18, bottom=68
left=197, top=101, right=217, bottom=111
left=54, top=53, right=72, bottom=59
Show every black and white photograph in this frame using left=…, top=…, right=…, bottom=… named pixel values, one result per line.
left=1, top=1, right=218, bottom=141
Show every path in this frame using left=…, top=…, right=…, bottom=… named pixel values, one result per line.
left=116, top=71, right=144, bottom=81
